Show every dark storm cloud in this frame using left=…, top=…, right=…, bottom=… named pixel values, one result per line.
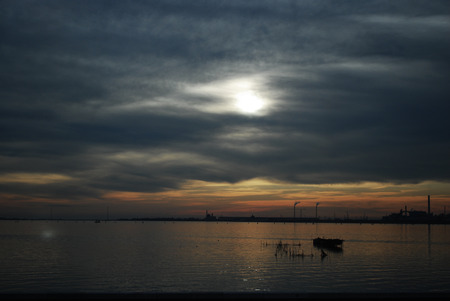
left=1, top=0, right=449, bottom=201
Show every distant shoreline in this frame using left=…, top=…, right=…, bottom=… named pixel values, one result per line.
left=2, top=216, right=450, bottom=224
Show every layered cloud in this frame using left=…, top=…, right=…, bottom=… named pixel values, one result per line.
left=1, top=0, right=449, bottom=216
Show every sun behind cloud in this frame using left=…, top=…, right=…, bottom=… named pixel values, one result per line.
left=235, top=90, right=264, bottom=114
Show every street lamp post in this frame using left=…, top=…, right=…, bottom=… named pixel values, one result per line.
left=294, top=202, right=300, bottom=221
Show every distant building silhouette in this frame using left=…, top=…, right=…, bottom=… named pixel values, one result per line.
left=382, top=195, right=450, bottom=224
left=204, top=210, right=217, bottom=221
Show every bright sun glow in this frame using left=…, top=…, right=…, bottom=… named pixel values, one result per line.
left=235, top=91, right=264, bottom=114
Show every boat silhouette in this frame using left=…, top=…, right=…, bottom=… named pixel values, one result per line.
left=313, top=237, right=343, bottom=252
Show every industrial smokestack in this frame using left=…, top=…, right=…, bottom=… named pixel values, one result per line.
left=428, top=195, right=431, bottom=216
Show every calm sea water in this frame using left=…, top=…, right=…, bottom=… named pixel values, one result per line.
left=1, top=220, right=449, bottom=294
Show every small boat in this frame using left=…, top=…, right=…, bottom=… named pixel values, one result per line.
left=313, top=237, right=343, bottom=249
left=94, top=219, right=101, bottom=223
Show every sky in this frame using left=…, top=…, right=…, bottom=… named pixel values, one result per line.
left=1, top=0, right=450, bottom=219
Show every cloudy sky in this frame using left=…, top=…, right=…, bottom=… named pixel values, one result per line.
left=1, top=0, right=449, bottom=219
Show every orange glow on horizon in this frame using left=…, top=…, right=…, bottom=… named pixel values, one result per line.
left=1, top=175, right=448, bottom=219
left=98, top=179, right=450, bottom=218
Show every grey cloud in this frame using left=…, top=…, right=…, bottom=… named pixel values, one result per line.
left=1, top=0, right=450, bottom=201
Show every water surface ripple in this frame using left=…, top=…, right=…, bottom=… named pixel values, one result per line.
left=1, top=221, right=449, bottom=293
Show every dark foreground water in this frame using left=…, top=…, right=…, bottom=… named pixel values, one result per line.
left=1, top=220, right=449, bottom=294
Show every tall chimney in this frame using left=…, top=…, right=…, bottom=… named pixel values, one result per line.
left=428, top=195, right=431, bottom=216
